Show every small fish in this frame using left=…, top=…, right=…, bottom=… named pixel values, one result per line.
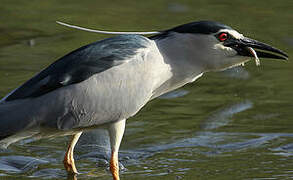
left=247, top=47, right=260, bottom=66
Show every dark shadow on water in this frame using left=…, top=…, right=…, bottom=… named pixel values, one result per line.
left=0, top=156, right=48, bottom=173
left=67, top=174, right=77, bottom=180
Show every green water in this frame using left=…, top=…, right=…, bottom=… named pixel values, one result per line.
left=0, top=0, right=292, bottom=179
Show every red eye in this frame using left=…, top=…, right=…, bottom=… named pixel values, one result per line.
left=218, top=33, right=228, bottom=42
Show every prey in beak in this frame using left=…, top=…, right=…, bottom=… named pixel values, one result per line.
left=224, top=36, right=289, bottom=65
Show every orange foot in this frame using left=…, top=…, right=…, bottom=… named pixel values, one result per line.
left=63, top=153, right=79, bottom=174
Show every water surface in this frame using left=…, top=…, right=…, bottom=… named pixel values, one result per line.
left=0, top=0, right=292, bottom=179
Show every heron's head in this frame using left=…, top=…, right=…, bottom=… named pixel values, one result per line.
left=151, top=21, right=288, bottom=71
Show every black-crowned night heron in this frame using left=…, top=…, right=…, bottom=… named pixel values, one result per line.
left=0, top=21, right=288, bottom=180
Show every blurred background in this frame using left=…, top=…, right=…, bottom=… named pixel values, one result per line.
left=0, top=0, right=292, bottom=179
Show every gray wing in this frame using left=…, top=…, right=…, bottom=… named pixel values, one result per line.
left=5, top=35, right=151, bottom=102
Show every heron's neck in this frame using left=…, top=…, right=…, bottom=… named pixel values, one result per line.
left=150, top=34, right=206, bottom=98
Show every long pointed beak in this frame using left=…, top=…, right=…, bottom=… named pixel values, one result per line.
left=225, top=37, right=289, bottom=60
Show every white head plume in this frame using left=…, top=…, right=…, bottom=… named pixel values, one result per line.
left=56, top=21, right=160, bottom=35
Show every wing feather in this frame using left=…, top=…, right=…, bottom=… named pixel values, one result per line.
left=4, top=35, right=151, bottom=101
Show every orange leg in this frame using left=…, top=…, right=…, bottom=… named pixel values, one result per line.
left=110, top=151, right=120, bottom=180
left=108, top=119, right=126, bottom=180
left=63, top=132, right=82, bottom=174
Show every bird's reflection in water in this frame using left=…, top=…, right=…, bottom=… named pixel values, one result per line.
left=65, top=129, right=111, bottom=180
left=67, top=174, right=77, bottom=180
left=77, top=128, right=110, bottom=156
